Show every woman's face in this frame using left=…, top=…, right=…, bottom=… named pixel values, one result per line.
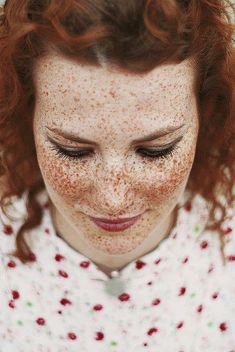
left=33, top=51, right=199, bottom=257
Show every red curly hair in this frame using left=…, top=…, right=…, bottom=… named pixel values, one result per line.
left=0, top=0, right=234, bottom=265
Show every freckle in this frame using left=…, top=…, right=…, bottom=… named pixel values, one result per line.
left=74, top=96, right=80, bottom=103
left=109, top=89, right=117, bottom=98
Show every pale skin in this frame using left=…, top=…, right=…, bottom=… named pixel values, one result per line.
left=32, top=50, right=199, bottom=278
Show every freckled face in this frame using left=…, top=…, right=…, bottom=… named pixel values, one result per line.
left=33, top=51, right=199, bottom=257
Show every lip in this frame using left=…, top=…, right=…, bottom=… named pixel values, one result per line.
left=90, top=214, right=142, bottom=224
left=89, top=214, right=143, bottom=232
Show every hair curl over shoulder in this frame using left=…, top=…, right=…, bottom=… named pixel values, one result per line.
left=0, top=0, right=234, bottom=265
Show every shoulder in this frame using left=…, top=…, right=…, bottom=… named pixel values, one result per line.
left=221, top=207, right=235, bottom=264
left=179, top=190, right=235, bottom=264
left=0, top=191, right=28, bottom=256
left=200, top=200, right=235, bottom=270
left=0, top=187, right=49, bottom=257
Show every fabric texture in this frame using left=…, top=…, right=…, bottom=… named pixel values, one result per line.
left=0, top=188, right=234, bottom=352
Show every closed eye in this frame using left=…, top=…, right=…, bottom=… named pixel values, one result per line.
left=48, top=136, right=182, bottom=161
left=51, top=146, right=92, bottom=159
left=136, top=144, right=177, bottom=159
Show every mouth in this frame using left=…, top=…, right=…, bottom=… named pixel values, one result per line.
left=89, top=214, right=143, bottom=232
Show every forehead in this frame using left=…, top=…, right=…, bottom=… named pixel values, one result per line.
left=33, top=52, right=196, bottom=109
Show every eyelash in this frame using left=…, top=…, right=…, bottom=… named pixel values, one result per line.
left=49, top=142, right=179, bottom=161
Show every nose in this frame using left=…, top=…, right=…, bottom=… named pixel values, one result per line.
left=94, top=161, right=134, bottom=217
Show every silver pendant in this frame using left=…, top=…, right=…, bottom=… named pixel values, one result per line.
left=104, top=270, right=126, bottom=296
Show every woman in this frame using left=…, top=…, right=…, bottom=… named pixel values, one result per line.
left=0, top=0, right=234, bottom=350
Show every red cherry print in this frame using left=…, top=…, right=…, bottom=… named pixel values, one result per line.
left=222, top=227, right=232, bottom=235
left=68, top=332, right=77, bottom=340
left=135, top=260, right=146, bottom=269
left=28, top=252, right=37, bottom=262
left=184, top=201, right=192, bottom=211
left=58, top=269, right=69, bottom=278
left=178, top=287, right=186, bottom=296
left=12, top=290, right=20, bottom=299
left=60, top=298, right=72, bottom=306
left=80, top=261, right=90, bottom=268
left=212, top=292, right=218, bottom=299
left=197, top=304, right=203, bottom=313
left=44, top=228, right=50, bottom=235
left=143, top=342, right=148, bottom=346
left=147, top=327, right=158, bottom=336
left=3, top=224, right=13, bottom=235
left=93, top=304, right=103, bottom=311
left=152, top=298, right=161, bottom=306
left=7, top=260, right=16, bottom=268
left=228, top=255, right=235, bottom=261
left=219, top=322, right=227, bottom=331
left=36, top=317, right=46, bottom=326
left=200, top=241, right=208, bottom=249
left=176, top=321, right=184, bottom=329
left=182, top=257, right=189, bottom=264
left=95, top=331, right=104, bottom=340
left=147, top=281, right=152, bottom=285
left=55, top=254, right=65, bottom=262
left=9, top=300, right=16, bottom=308
left=43, top=201, right=49, bottom=209
left=154, top=258, right=161, bottom=265
left=57, top=310, right=62, bottom=314
left=118, top=293, right=130, bottom=302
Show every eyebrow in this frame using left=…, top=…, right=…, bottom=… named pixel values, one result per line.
left=46, top=123, right=185, bottom=145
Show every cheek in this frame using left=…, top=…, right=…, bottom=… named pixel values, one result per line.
left=36, top=142, right=92, bottom=200
left=145, top=161, right=190, bottom=203
left=141, top=140, right=196, bottom=202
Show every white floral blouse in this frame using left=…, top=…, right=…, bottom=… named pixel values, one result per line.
left=0, top=188, right=234, bottom=352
